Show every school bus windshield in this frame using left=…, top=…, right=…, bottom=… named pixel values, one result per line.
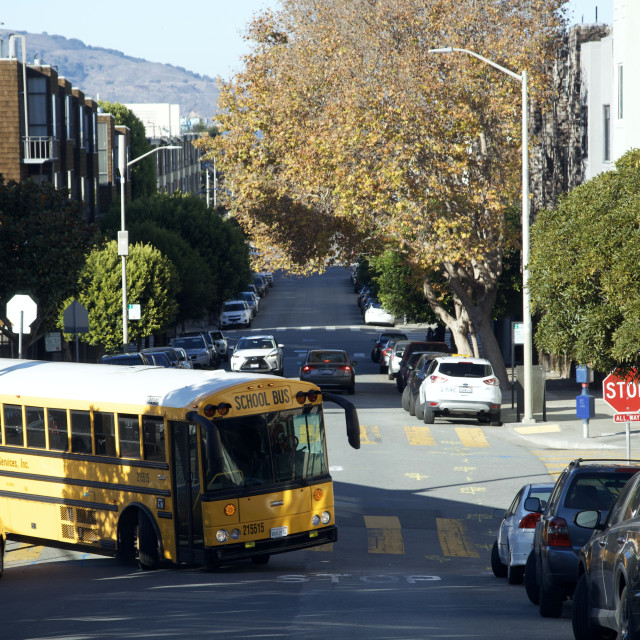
left=202, top=405, right=328, bottom=491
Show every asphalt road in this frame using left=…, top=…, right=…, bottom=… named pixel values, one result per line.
left=3, top=268, right=577, bottom=640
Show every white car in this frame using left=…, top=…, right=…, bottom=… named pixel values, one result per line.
left=173, top=347, right=193, bottom=369
left=230, top=334, right=284, bottom=376
left=387, top=340, right=410, bottom=380
left=417, top=356, right=502, bottom=425
left=364, top=302, right=395, bottom=326
left=219, top=300, right=252, bottom=328
left=208, top=329, right=229, bottom=361
left=492, top=483, right=554, bottom=584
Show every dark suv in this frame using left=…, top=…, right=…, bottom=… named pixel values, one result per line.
left=526, top=458, right=640, bottom=618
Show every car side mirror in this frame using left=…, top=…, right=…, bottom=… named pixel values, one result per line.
left=524, top=497, right=542, bottom=513
left=574, top=510, right=601, bottom=530
left=278, top=344, right=285, bottom=348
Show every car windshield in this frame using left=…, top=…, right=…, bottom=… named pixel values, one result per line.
left=236, top=337, right=275, bottom=350
left=201, top=407, right=328, bottom=490
left=307, top=351, right=348, bottom=364
left=438, top=362, right=493, bottom=378
left=563, top=472, right=636, bottom=510
left=174, top=337, right=204, bottom=349
left=224, top=303, right=245, bottom=311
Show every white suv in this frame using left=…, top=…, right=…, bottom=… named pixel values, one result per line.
left=417, top=356, right=502, bottom=425
left=219, top=300, right=252, bottom=328
left=230, top=335, right=284, bottom=376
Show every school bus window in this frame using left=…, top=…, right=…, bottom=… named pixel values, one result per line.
left=48, top=408, right=69, bottom=451
left=118, top=414, right=141, bottom=459
left=94, top=412, right=116, bottom=456
left=70, top=410, right=92, bottom=454
left=26, top=406, right=46, bottom=448
left=143, top=416, right=165, bottom=462
left=3, top=404, right=24, bottom=447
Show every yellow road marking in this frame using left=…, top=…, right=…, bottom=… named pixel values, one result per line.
left=364, top=515, right=405, bottom=554
left=360, top=425, right=381, bottom=445
left=404, top=426, right=436, bottom=445
left=436, top=518, right=479, bottom=557
left=6, top=544, right=45, bottom=565
left=455, top=427, right=489, bottom=448
left=515, top=424, right=561, bottom=434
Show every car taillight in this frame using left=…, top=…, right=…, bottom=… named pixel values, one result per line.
left=382, top=348, right=392, bottom=357
left=302, top=365, right=315, bottom=373
left=338, top=365, right=352, bottom=373
left=519, top=513, right=541, bottom=529
left=429, top=375, right=448, bottom=384
left=543, top=517, right=572, bottom=547
left=483, top=377, right=500, bottom=386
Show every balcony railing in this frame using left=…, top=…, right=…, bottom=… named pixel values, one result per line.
left=22, top=136, right=57, bottom=164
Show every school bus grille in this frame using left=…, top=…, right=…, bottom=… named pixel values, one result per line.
left=59, top=506, right=99, bottom=542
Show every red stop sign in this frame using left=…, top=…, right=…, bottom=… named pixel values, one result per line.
left=603, top=371, right=640, bottom=413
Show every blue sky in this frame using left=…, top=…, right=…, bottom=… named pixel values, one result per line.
left=0, top=0, right=613, bottom=80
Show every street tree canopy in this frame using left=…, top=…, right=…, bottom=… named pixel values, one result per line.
left=199, top=0, right=566, bottom=388
left=529, top=149, right=640, bottom=376
left=0, top=179, right=96, bottom=348
left=62, top=241, right=179, bottom=354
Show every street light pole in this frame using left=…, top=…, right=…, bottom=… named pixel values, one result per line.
left=117, top=144, right=182, bottom=352
left=429, top=47, right=533, bottom=422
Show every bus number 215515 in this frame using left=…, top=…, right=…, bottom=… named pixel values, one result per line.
left=243, top=522, right=265, bottom=535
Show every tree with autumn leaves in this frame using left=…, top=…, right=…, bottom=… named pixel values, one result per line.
left=198, top=0, right=567, bottom=388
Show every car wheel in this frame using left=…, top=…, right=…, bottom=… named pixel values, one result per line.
left=347, top=383, right=355, bottom=395
left=388, top=370, right=395, bottom=380
left=539, top=583, right=564, bottom=618
left=572, top=574, right=616, bottom=640
left=491, top=540, right=507, bottom=578
left=490, top=411, right=502, bottom=427
left=617, top=585, right=631, bottom=640
left=525, top=551, right=540, bottom=605
left=371, top=349, right=379, bottom=363
left=423, top=407, right=435, bottom=424
left=402, top=387, right=411, bottom=412
left=409, top=393, right=417, bottom=417
left=507, top=548, right=524, bottom=585
left=415, top=399, right=425, bottom=421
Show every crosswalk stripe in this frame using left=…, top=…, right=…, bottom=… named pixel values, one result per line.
left=404, top=426, right=436, bottom=445
left=364, top=516, right=405, bottom=554
left=454, top=427, right=489, bottom=448
left=436, top=518, right=479, bottom=557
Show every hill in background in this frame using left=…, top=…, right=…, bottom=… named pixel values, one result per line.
left=2, top=30, right=221, bottom=118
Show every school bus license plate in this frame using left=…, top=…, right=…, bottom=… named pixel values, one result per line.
left=271, top=526, right=288, bottom=538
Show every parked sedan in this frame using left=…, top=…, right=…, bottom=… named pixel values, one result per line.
left=171, top=335, right=211, bottom=369
left=220, top=300, right=252, bottom=328
left=298, top=349, right=357, bottom=394
left=491, top=482, right=554, bottom=585
left=99, top=352, right=151, bottom=366
left=364, top=302, right=395, bottom=326
left=573, top=470, right=640, bottom=640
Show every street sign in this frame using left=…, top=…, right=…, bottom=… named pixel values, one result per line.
left=602, top=370, right=640, bottom=413
left=63, top=301, right=89, bottom=333
left=614, top=414, right=640, bottom=423
left=512, top=322, right=524, bottom=345
left=6, top=293, right=38, bottom=334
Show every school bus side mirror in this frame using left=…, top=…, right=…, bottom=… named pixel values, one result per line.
left=322, top=392, right=360, bottom=450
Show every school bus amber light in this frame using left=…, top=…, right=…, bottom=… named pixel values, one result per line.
left=224, top=504, right=236, bottom=516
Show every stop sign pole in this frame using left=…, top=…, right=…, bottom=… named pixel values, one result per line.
left=602, top=371, right=640, bottom=459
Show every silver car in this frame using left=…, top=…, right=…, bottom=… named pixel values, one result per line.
left=171, top=335, right=210, bottom=369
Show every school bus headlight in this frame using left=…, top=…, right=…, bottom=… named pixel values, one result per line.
left=224, top=504, right=236, bottom=516
left=230, top=529, right=241, bottom=540
left=313, top=488, right=324, bottom=501
left=295, top=391, right=307, bottom=404
left=312, top=514, right=321, bottom=526
left=216, top=529, right=230, bottom=543
left=320, top=511, right=331, bottom=525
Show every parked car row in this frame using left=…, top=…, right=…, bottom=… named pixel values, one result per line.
left=490, top=458, right=640, bottom=640
left=219, top=272, right=274, bottom=329
left=350, top=269, right=396, bottom=326
left=99, top=329, right=230, bottom=370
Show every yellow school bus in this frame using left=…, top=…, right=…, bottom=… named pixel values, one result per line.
left=0, top=358, right=360, bottom=569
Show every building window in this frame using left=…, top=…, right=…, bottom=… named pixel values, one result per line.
left=581, top=105, right=588, bottom=159
left=27, top=76, right=48, bottom=137
left=97, top=122, right=109, bottom=184
left=603, top=104, right=611, bottom=162
left=618, top=64, right=623, bottom=120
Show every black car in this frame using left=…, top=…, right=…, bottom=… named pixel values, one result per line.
left=298, top=349, right=357, bottom=394
left=402, top=352, right=435, bottom=416
left=99, top=352, right=151, bottom=366
left=141, top=346, right=181, bottom=368
left=573, top=469, right=640, bottom=640
left=526, top=459, right=640, bottom=618
left=371, top=331, right=408, bottom=363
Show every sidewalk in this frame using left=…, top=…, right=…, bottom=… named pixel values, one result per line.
left=501, top=376, right=640, bottom=453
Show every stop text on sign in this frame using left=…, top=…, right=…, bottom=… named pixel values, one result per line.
left=603, top=370, right=640, bottom=413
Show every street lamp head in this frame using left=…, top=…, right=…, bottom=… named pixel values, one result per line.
left=429, top=47, right=454, bottom=54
